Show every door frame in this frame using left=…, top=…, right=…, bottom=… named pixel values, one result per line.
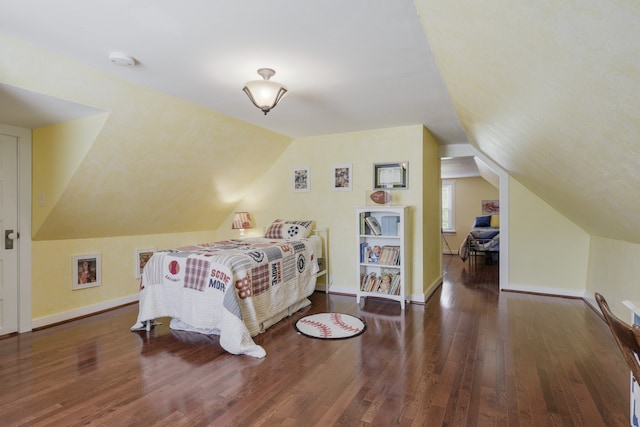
left=0, top=124, right=32, bottom=333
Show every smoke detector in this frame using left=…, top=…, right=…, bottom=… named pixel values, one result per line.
left=109, top=52, right=137, bottom=67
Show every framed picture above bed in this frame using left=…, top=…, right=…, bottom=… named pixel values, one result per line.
left=373, top=161, right=408, bottom=190
left=135, top=248, right=155, bottom=278
left=332, top=163, right=352, bottom=191
left=293, top=166, right=310, bottom=192
left=72, top=254, right=101, bottom=290
left=482, top=199, right=500, bottom=215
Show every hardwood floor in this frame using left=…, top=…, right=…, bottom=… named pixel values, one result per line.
left=0, top=255, right=630, bottom=426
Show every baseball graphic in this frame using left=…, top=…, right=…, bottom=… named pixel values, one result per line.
left=295, top=312, right=366, bottom=340
left=168, top=260, right=180, bottom=275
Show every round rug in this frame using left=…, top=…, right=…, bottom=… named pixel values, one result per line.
left=295, top=312, right=366, bottom=340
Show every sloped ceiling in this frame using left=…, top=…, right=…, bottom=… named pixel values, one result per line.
left=3, top=1, right=640, bottom=244
left=441, top=157, right=479, bottom=179
left=0, top=83, right=104, bottom=128
left=0, top=34, right=292, bottom=240
left=416, top=0, right=640, bottom=243
left=0, top=0, right=470, bottom=240
left=0, top=1, right=466, bottom=143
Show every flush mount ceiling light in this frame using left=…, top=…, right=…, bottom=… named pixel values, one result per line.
left=243, top=68, right=288, bottom=115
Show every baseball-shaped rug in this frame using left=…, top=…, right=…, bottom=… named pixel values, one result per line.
left=295, top=312, right=366, bottom=340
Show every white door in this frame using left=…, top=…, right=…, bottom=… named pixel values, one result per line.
left=0, top=134, right=18, bottom=335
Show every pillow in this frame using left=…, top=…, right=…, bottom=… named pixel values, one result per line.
left=264, top=219, right=314, bottom=239
left=490, top=215, right=500, bottom=228
left=473, top=215, right=491, bottom=228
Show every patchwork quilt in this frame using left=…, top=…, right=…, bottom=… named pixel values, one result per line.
left=458, top=227, right=500, bottom=261
left=131, top=238, right=319, bottom=358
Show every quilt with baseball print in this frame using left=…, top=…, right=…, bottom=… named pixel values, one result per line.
left=131, top=237, right=319, bottom=358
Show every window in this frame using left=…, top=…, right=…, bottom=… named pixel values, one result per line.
left=442, top=180, right=455, bottom=232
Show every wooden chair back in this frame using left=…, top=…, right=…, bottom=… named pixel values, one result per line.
left=595, top=292, right=640, bottom=383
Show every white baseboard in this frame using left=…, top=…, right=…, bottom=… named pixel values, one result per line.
left=322, top=284, right=441, bottom=305
left=31, top=293, right=139, bottom=330
left=325, top=285, right=356, bottom=296
left=501, top=284, right=586, bottom=299
left=583, top=295, right=598, bottom=312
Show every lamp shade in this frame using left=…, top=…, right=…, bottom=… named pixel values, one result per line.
left=231, top=212, right=253, bottom=230
left=243, top=68, right=287, bottom=115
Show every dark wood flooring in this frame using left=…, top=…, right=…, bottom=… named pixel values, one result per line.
left=0, top=255, right=630, bottom=426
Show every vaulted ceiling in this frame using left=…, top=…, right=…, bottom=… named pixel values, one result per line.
left=416, top=0, right=640, bottom=242
left=2, top=0, right=640, bottom=242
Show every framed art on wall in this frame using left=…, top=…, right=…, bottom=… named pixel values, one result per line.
left=135, top=248, right=155, bottom=278
left=293, top=166, right=310, bottom=192
left=482, top=200, right=500, bottom=215
left=373, top=162, right=408, bottom=190
left=332, top=163, right=352, bottom=191
left=72, top=254, right=101, bottom=290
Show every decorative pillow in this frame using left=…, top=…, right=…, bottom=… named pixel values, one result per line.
left=473, top=215, right=491, bottom=228
left=264, top=220, right=314, bottom=239
left=490, top=215, right=500, bottom=228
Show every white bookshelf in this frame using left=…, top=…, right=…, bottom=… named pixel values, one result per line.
left=356, top=206, right=408, bottom=309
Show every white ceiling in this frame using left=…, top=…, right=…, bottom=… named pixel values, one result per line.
left=0, top=0, right=468, bottom=144
left=441, top=157, right=479, bottom=179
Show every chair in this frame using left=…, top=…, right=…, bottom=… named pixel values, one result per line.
left=595, top=292, right=640, bottom=383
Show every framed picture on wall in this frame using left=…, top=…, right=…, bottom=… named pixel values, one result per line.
left=293, top=166, right=310, bottom=192
left=373, top=161, right=408, bottom=189
left=482, top=200, right=500, bottom=215
left=332, top=163, right=352, bottom=191
left=135, top=248, right=155, bottom=278
left=72, top=254, right=101, bottom=290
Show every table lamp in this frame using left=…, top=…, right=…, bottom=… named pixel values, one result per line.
left=231, top=212, right=253, bottom=237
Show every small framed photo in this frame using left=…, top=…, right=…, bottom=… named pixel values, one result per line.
left=72, top=254, right=101, bottom=290
left=135, top=248, right=156, bottom=278
left=332, top=163, right=352, bottom=191
left=373, top=161, right=409, bottom=190
left=293, top=166, right=310, bottom=192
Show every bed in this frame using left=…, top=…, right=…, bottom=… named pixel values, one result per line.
left=131, top=220, right=321, bottom=358
left=458, top=214, right=500, bottom=264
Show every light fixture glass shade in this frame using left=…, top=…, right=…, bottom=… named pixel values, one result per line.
left=243, top=68, right=288, bottom=115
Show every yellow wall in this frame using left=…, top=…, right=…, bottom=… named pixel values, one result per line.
left=586, top=237, right=640, bottom=319
left=31, top=124, right=441, bottom=324
left=221, top=125, right=441, bottom=301
left=508, top=178, right=590, bottom=294
left=444, top=176, right=499, bottom=252
left=32, top=231, right=215, bottom=322
left=32, top=113, right=109, bottom=235
left=421, top=127, right=443, bottom=296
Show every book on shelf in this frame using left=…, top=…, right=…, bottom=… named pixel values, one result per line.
left=364, top=216, right=382, bottom=236
left=381, top=268, right=401, bottom=295
left=360, top=269, right=401, bottom=295
left=360, top=272, right=379, bottom=292
left=381, top=216, right=400, bottom=236
left=361, top=243, right=386, bottom=264
left=378, top=245, right=400, bottom=265
left=360, top=212, right=373, bottom=235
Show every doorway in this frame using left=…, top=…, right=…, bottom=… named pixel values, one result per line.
left=0, top=124, right=32, bottom=335
left=440, top=151, right=509, bottom=291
